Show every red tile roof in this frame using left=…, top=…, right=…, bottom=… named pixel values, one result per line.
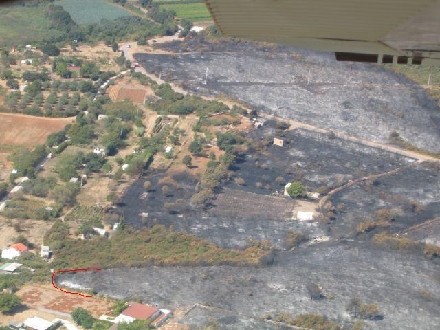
left=122, top=303, right=158, bottom=320
left=10, top=243, right=28, bottom=252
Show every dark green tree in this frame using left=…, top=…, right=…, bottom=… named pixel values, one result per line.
left=182, top=155, right=192, bottom=167
left=286, top=181, right=306, bottom=198
left=0, top=293, right=21, bottom=314
left=71, top=307, right=94, bottom=329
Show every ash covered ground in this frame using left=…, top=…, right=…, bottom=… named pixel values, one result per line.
left=60, top=39, right=440, bottom=329
left=135, top=39, right=440, bottom=152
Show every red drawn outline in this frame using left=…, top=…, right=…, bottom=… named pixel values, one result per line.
left=52, top=267, right=101, bottom=298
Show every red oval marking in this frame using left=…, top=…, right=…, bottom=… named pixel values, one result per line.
left=52, top=267, right=101, bottom=298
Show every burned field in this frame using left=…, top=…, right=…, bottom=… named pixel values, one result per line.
left=328, top=162, right=440, bottom=240
left=119, top=120, right=415, bottom=249
left=57, top=41, right=440, bottom=329
left=135, top=40, right=440, bottom=152
left=59, top=243, right=440, bottom=330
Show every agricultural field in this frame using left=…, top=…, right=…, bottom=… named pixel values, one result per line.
left=59, top=0, right=133, bottom=25
left=0, top=113, right=73, bottom=146
left=0, top=5, right=65, bottom=46
left=159, top=3, right=211, bottom=21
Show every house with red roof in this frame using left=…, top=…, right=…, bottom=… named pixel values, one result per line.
left=1, top=243, right=28, bottom=259
left=114, top=302, right=160, bottom=324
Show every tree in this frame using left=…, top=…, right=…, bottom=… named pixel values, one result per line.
left=182, top=155, right=192, bottom=167
left=0, top=293, right=21, bottom=314
left=117, top=320, right=147, bottom=330
left=189, top=140, right=203, bottom=156
left=71, top=307, right=94, bottom=329
left=6, top=79, right=19, bottom=90
left=286, top=181, right=305, bottom=198
left=41, top=44, right=60, bottom=56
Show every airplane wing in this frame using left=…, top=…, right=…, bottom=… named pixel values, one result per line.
left=204, top=0, right=440, bottom=65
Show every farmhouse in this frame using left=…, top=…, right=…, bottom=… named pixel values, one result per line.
left=93, top=227, right=109, bottom=237
left=114, top=302, right=160, bottom=324
left=1, top=243, right=28, bottom=259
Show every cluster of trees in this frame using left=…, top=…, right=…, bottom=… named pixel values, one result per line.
left=9, top=145, right=47, bottom=178
left=0, top=293, right=21, bottom=314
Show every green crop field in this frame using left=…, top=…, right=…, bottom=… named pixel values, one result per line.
left=159, top=3, right=212, bottom=21
left=0, top=5, right=65, bottom=46
left=59, top=0, right=133, bottom=25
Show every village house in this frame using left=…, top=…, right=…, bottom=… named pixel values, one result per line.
left=1, top=243, right=28, bottom=259
left=114, top=302, right=161, bottom=324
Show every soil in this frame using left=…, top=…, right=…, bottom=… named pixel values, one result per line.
left=0, top=113, right=74, bottom=146
left=17, top=283, right=113, bottom=318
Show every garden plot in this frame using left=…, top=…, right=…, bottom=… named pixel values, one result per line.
left=58, top=243, right=440, bottom=330
left=135, top=43, right=440, bottom=152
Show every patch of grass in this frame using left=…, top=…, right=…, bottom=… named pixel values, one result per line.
left=59, top=0, right=133, bottom=25
left=3, top=197, right=46, bottom=220
left=159, top=3, right=211, bottom=21
left=46, top=223, right=271, bottom=268
left=0, top=5, right=65, bottom=46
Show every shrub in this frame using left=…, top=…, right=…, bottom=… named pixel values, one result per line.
left=286, top=181, right=306, bottom=198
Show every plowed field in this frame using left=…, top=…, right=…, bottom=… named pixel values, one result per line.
left=0, top=113, right=74, bottom=146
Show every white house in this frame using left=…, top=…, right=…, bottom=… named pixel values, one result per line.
left=1, top=243, right=28, bottom=259
left=190, top=26, right=204, bottom=33
left=40, top=245, right=52, bottom=258
left=97, top=114, right=109, bottom=120
left=122, top=164, right=129, bottom=171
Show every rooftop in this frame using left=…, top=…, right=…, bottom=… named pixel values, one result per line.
left=122, top=302, right=159, bottom=320
left=10, top=243, right=28, bottom=252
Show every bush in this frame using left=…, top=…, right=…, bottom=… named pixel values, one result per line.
left=286, top=181, right=306, bottom=198
left=0, top=293, right=21, bottom=314
left=71, top=308, right=94, bottom=329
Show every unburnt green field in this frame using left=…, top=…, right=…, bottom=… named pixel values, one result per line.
left=0, top=5, right=65, bottom=46
left=59, top=0, right=133, bottom=25
left=159, top=3, right=211, bottom=21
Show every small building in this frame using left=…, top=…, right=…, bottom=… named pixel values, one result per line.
left=151, top=310, right=172, bottom=328
left=20, top=59, right=33, bottom=65
left=69, top=177, right=79, bottom=183
left=113, top=223, right=120, bottom=231
left=24, top=317, right=53, bottom=330
left=0, top=263, right=23, bottom=273
left=190, top=26, right=204, bottom=33
left=165, top=146, right=173, bottom=153
left=98, top=114, right=109, bottom=120
left=40, top=245, right=52, bottom=258
left=1, top=243, right=28, bottom=259
left=93, top=147, right=106, bottom=156
left=296, top=211, right=314, bottom=221
left=115, top=302, right=160, bottom=324
left=93, top=227, right=109, bottom=237
left=122, top=164, right=129, bottom=171
left=273, top=137, right=284, bottom=147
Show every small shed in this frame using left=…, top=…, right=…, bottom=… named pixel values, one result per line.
left=24, top=317, right=53, bottom=330
left=273, top=137, right=284, bottom=147
left=40, top=245, right=52, bottom=258
left=69, top=177, right=79, bottom=183
left=0, top=263, right=22, bottom=273
left=93, top=227, right=109, bottom=237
